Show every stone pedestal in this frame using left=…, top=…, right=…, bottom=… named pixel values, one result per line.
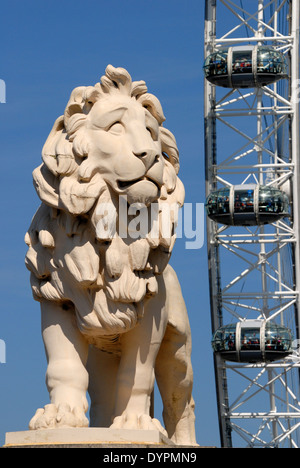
left=3, top=427, right=175, bottom=448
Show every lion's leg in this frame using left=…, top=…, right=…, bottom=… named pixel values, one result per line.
left=155, top=266, right=197, bottom=446
left=155, top=325, right=197, bottom=445
left=110, top=279, right=168, bottom=434
left=87, top=346, right=120, bottom=427
left=29, top=301, right=89, bottom=429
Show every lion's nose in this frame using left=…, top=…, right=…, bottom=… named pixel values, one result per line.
left=133, top=149, right=158, bottom=171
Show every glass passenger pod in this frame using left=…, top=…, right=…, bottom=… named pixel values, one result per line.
left=203, top=45, right=287, bottom=88
left=211, top=320, right=293, bottom=363
left=205, top=184, right=289, bottom=226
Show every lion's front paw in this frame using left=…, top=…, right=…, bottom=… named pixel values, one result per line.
left=29, top=403, right=89, bottom=430
left=111, top=412, right=168, bottom=437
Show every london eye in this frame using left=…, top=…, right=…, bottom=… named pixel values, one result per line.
left=204, top=0, right=300, bottom=448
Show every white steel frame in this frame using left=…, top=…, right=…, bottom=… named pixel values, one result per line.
left=205, top=0, right=300, bottom=448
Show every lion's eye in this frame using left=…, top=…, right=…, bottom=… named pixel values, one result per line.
left=107, top=122, right=124, bottom=134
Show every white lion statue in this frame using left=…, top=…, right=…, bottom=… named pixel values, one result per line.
left=25, top=65, right=196, bottom=445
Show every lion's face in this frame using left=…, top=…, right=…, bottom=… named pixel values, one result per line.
left=83, top=94, right=165, bottom=206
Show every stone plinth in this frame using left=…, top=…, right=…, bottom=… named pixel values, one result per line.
left=4, top=428, right=175, bottom=448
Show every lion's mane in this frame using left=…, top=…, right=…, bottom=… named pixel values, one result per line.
left=25, top=65, right=185, bottom=340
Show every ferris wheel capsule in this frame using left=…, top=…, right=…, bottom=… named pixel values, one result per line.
left=205, top=184, right=289, bottom=226
left=211, top=319, right=293, bottom=363
left=203, top=45, right=288, bottom=88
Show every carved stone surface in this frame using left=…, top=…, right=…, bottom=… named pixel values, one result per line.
left=4, top=428, right=175, bottom=447
left=25, top=65, right=196, bottom=446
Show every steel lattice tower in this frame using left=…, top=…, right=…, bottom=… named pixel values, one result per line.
left=204, top=0, right=300, bottom=448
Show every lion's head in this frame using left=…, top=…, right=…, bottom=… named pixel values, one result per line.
left=25, top=65, right=185, bottom=340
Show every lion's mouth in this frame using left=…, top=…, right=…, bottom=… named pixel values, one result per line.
left=118, top=178, right=141, bottom=190
left=117, top=176, right=161, bottom=192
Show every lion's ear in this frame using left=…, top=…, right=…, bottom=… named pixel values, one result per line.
left=137, top=93, right=166, bottom=125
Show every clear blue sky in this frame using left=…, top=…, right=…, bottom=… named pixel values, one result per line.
left=0, top=0, right=221, bottom=447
